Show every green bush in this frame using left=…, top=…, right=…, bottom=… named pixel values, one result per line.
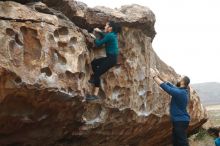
left=195, top=128, right=208, bottom=140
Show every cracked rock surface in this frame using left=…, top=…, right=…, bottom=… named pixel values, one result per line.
left=0, top=1, right=207, bottom=146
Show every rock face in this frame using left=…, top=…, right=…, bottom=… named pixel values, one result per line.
left=41, top=0, right=156, bottom=39
left=0, top=1, right=207, bottom=146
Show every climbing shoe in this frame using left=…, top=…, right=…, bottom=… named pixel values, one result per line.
left=88, top=74, right=95, bottom=84
left=86, top=95, right=99, bottom=101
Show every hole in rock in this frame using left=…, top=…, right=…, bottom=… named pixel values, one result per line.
left=40, top=67, right=52, bottom=76
left=65, top=71, right=84, bottom=80
left=8, top=40, right=23, bottom=67
left=14, top=77, right=22, bottom=83
left=20, top=26, right=42, bottom=64
left=15, top=34, right=23, bottom=46
left=65, top=70, right=75, bottom=78
left=57, top=27, right=69, bottom=35
left=20, top=26, right=37, bottom=36
left=71, top=16, right=105, bottom=33
left=9, top=40, right=16, bottom=51
left=54, top=50, right=67, bottom=65
left=78, top=72, right=85, bottom=80
left=70, top=37, right=77, bottom=45
left=68, top=87, right=73, bottom=93
left=147, top=91, right=152, bottom=96
left=85, top=63, right=90, bottom=74
left=10, top=72, right=22, bottom=84
left=54, top=30, right=59, bottom=38
left=139, top=103, right=146, bottom=112
left=98, top=89, right=106, bottom=99
left=69, top=45, right=75, bottom=54
left=77, top=54, right=85, bottom=70
left=58, top=41, right=68, bottom=48
left=112, top=86, right=122, bottom=100
left=48, top=34, right=55, bottom=42
left=6, top=28, right=15, bottom=36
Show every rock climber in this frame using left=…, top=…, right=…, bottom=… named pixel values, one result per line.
left=86, top=21, right=122, bottom=100
left=150, top=68, right=190, bottom=146
left=215, top=130, right=220, bottom=146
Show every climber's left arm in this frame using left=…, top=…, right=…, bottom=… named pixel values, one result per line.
left=151, top=68, right=181, bottom=96
left=95, top=33, right=111, bottom=47
left=153, top=75, right=164, bottom=85
left=151, top=68, right=164, bottom=85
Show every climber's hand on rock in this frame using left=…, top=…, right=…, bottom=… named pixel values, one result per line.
left=150, top=68, right=157, bottom=78
left=160, top=73, right=169, bottom=82
left=155, top=68, right=160, bottom=75
left=94, top=28, right=102, bottom=32
left=89, top=33, right=96, bottom=39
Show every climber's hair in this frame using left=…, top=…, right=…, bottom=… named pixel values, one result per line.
left=183, top=76, right=190, bottom=87
left=108, top=21, right=122, bottom=33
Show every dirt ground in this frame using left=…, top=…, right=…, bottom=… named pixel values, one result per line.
left=188, top=104, right=220, bottom=146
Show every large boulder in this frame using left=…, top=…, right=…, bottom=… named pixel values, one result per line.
left=0, top=1, right=207, bottom=146
left=41, top=0, right=156, bottom=39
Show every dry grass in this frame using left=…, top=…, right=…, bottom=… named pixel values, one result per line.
left=188, top=104, right=220, bottom=146
left=189, top=128, right=215, bottom=146
left=189, top=136, right=215, bottom=146
left=206, top=104, right=220, bottom=127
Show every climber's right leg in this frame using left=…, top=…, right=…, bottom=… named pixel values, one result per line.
left=89, top=57, right=108, bottom=84
left=86, top=57, right=108, bottom=100
left=86, top=68, right=104, bottom=100
left=86, top=55, right=116, bottom=100
left=172, top=121, right=189, bottom=146
left=92, top=55, right=116, bottom=86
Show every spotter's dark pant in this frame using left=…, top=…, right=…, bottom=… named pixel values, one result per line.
left=91, top=54, right=117, bottom=87
left=172, top=121, right=189, bottom=146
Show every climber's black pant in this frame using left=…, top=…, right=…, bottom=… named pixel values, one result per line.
left=91, top=54, right=117, bottom=87
left=172, top=121, right=189, bottom=146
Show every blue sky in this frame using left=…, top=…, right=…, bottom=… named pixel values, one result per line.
left=80, top=0, right=220, bottom=83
